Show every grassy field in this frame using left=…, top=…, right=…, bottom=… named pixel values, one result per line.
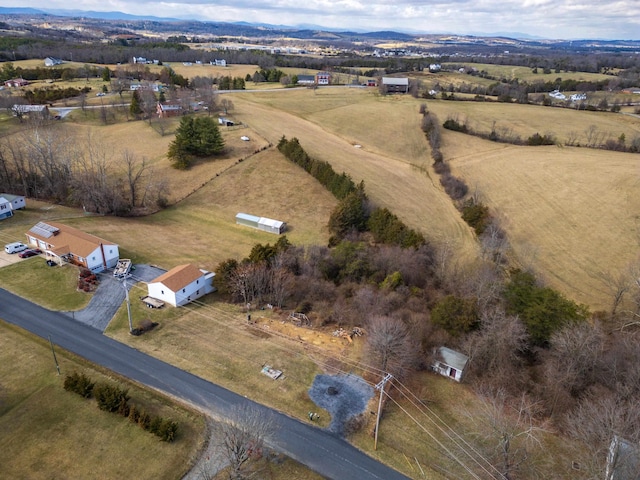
left=0, top=322, right=206, bottom=480
left=442, top=132, right=640, bottom=310
left=442, top=62, right=613, bottom=83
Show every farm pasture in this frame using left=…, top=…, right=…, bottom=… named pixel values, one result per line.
left=444, top=132, right=640, bottom=310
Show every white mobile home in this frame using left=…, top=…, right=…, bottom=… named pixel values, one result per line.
left=0, top=197, right=13, bottom=220
left=236, top=213, right=286, bottom=235
left=0, top=193, right=25, bottom=211
left=432, top=347, right=469, bottom=382
left=147, top=264, right=215, bottom=307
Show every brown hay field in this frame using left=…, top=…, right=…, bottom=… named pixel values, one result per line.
left=229, top=88, right=479, bottom=259
left=443, top=131, right=640, bottom=310
left=423, top=100, right=640, bottom=146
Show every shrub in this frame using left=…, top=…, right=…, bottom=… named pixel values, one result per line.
left=158, top=419, right=179, bottom=442
left=93, top=382, right=130, bottom=413
left=461, top=199, right=491, bottom=235
left=431, top=295, right=480, bottom=336
left=440, top=173, right=468, bottom=200
left=63, top=372, right=95, bottom=398
left=527, top=132, right=555, bottom=146
left=442, top=118, right=468, bottom=133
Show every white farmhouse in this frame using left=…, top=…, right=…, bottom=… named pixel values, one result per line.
left=147, top=264, right=215, bottom=307
left=431, top=347, right=469, bottom=382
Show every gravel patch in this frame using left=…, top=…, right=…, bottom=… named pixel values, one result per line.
left=308, top=374, right=374, bottom=436
left=63, top=264, right=166, bottom=331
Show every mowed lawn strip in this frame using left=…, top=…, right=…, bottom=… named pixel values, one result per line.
left=0, top=322, right=206, bottom=480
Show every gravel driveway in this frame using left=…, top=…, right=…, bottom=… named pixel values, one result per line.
left=308, top=374, right=374, bottom=436
left=64, top=264, right=166, bottom=331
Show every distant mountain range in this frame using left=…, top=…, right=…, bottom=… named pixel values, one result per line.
left=0, top=6, right=540, bottom=41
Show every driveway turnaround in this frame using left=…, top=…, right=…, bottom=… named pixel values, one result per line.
left=65, top=264, right=165, bottom=331
left=0, top=288, right=409, bottom=480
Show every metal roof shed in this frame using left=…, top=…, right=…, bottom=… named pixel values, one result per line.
left=258, top=217, right=286, bottom=234
left=236, top=213, right=261, bottom=229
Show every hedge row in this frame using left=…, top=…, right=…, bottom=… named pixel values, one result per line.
left=277, top=136, right=356, bottom=200
left=64, top=372, right=178, bottom=442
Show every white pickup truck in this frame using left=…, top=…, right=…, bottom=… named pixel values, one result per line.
left=113, top=259, right=132, bottom=278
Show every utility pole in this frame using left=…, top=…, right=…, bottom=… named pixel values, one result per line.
left=122, top=276, right=133, bottom=333
left=48, top=335, right=60, bottom=375
left=374, top=373, right=392, bottom=450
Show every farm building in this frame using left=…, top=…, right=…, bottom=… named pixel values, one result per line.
left=44, top=57, right=63, bottom=67
left=4, top=78, right=29, bottom=88
left=218, top=117, right=235, bottom=126
left=147, top=264, right=215, bottom=307
left=316, top=71, right=331, bottom=85
left=0, top=197, right=13, bottom=220
left=236, top=213, right=286, bottom=234
left=12, top=104, right=49, bottom=118
left=297, top=75, right=316, bottom=86
left=0, top=193, right=25, bottom=211
left=382, top=77, right=409, bottom=93
left=25, top=221, right=119, bottom=272
left=157, top=102, right=183, bottom=117
left=431, top=347, right=469, bottom=382
left=606, top=435, right=640, bottom=480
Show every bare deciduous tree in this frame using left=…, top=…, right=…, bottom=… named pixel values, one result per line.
left=466, top=388, right=545, bottom=480
left=364, top=315, right=418, bottom=379
left=213, top=404, right=278, bottom=480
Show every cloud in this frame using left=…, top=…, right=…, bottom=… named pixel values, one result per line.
left=11, top=0, right=640, bottom=39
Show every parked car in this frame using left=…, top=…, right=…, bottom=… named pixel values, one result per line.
left=4, top=242, right=27, bottom=254
left=19, top=248, right=42, bottom=258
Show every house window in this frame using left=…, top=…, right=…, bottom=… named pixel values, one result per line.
left=197, top=290, right=200, bottom=295
left=92, top=256, right=96, bottom=261
left=182, top=288, right=186, bottom=293
left=161, top=290, right=164, bottom=295
left=197, top=279, right=199, bottom=284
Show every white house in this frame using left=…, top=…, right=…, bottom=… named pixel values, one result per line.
left=147, top=264, right=215, bottom=307
left=25, top=221, right=119, bottom=272
left=570, top=93, right=587, bottom=102
left=1, top=193, right=25, bottom=210
left=431, top=347, right=469, bottom=382
left=44, top=57, right=63, bottom=67
left=549, top=89, right=567, bottom=100
left=0, top=196, right=13, bottom=220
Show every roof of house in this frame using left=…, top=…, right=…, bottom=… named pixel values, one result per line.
left=435, top=347, right=469, bottom=371
left=13, top=104, right=48, bottom=113
left=149, top=264, right=206, bottom=292
left=382, top=77, right=409, bottom=86
left=0, top=196, right=10, bottom=205
left=27, top=221, right=116, bottom=257
left=0, top=193, right=23, bottom=201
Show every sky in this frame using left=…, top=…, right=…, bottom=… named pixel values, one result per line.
left=11, top=0, right=640, bottom=40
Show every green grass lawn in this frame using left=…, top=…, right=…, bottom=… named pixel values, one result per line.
left=0, top=258, right=91, bottom=311
left=0, top=322, right=206, bottom=480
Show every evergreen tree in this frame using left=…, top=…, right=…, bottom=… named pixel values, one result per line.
left=130, top=90, right=143, bottom=117
left=168, top=116, right=225, bottom=169
left=102, top=67, right=110, bottom=82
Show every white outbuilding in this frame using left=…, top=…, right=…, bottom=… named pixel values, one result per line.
left=147, top=264, right=215, bottom=307
left=431, top=347, right=469, bottom=382
left=236, top=213, right=286, bottom=235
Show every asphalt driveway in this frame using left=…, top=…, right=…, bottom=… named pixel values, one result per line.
left=64, top=264, right=165, bottom=331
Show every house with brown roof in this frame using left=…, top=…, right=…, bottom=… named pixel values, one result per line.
left=147, top=264, right=215, bottom=307
left=25, top=222, right=119, bottom=272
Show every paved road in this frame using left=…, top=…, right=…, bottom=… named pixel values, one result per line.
left=0, top=288, right=409, bottom=480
